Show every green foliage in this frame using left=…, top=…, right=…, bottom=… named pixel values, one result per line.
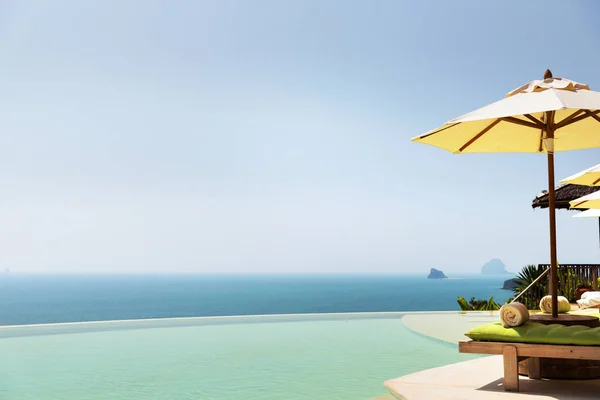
left=513, top=264, right=547, bottom=309
left=513, top=264, right=598, bottom=309
left=457, top=296, right=470, bottom=311
left=457, top=296, right=502, bottom=311
left=515, top=264, right=545, bottom=287
left=557, top=268, right=578, bottom=302
left=461, top=263, right=597, bottom=312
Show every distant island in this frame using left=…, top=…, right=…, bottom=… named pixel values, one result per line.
left=502, top=278, right=518, bottom=290
left=427, top=268, right=448, bottom=279
left=481, top=258, right=510, bottom=275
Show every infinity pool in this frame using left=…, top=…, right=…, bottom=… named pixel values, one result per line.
left=1, top=313, right=486, bottom=400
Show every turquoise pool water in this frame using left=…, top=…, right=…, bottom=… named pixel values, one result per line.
left=1, top=313, right=479, bottom=400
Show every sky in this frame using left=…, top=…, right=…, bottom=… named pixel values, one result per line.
left=2, top=0, right=600, bottom=274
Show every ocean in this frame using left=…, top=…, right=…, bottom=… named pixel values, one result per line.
left=0, top=273, right=514, bottom=326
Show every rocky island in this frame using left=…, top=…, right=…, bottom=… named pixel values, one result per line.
left=502, top=278, right=518, bottom=290
left=427, top=268, right=448, bottom=279
left=481, top=258, right=509, bottom=275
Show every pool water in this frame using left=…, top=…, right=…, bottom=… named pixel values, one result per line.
left=1, top=314, right=479, bottom=400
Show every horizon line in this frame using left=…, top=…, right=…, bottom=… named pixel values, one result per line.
left=1, top=271, right=515, bottom=276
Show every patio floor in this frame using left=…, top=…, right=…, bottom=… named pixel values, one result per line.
left=385, top=355, right=600, bottom=399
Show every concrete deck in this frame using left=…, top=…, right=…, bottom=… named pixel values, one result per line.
left=402, top=311, right=498, bottom=344
left=385, top=355, right=600, bottom=400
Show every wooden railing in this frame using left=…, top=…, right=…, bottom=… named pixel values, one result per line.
left=514, top=264, right=600, bottom=309
left=538, top=264, right=600, bottom=291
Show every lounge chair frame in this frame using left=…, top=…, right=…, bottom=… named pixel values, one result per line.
left=459, top=340, right=600, bottom=392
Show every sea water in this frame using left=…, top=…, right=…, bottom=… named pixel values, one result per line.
left=0, top=274, right=513, bottom=326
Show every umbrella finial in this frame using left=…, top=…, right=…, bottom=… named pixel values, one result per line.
left=544, top=69, right=553, bottom=79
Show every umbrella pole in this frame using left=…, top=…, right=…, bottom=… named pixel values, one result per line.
left=546, top=117, right=559, bottom=318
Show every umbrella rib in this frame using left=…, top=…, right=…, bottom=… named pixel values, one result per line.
left=458, top=119, right=501, bottom=153
left=523, top=114, right=545, bottom=128
left=556, top=110, right=600, bottom=129
left=499, top=117, right=540, bottom=129
left=414, top=122, right=460, bottom=140
left=585, top=110, right=600, bottom=124
left=555, top=110, right=585, bottom=129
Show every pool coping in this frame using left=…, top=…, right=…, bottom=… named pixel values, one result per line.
left=1, top=310, right=497, bottom=328
left=0, top=311, right=498, bottom=339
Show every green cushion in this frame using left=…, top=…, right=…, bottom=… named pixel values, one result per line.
left=465, top=321, right=600, bottom=346
left=566, top=310, right=600, bottom=319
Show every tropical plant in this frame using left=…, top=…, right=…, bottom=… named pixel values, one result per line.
left=557, top=268, right=579, bottom=302
left=457, top=296, right=502, bottom=311
left=512, top=263, right=595, bottom=308
left=513, top=264, right=547, bottom=309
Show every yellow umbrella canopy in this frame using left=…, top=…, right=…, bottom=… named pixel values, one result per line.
left=570, top=191, right=600, bottom=210
left=561, top=164, right=600, bottom=186
left=413, top=70, right=600, bottom=318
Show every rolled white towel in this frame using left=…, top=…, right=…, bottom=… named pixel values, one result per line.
left=577, top=295, right=600, bottom=309
left=499, top=302, right=529, bottom=328
left=581, top=291, right=600, bottom=300
left=539, top=295, right=570, bottom=313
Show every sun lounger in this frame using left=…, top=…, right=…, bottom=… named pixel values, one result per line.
left=459, top=340, right=600, bottom=392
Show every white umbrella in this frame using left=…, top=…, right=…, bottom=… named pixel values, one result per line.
left=573, top=209, right=600, bottom=288
left=412, top=70, right=600, bottom=318
left=573, top=209, right=600, bottom=218
left=561, top=164, right=600, bottom=186
left=560, top=166, right=600, bottom=252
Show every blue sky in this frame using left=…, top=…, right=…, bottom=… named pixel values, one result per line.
left=2, top=0, right=600, bottom=274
